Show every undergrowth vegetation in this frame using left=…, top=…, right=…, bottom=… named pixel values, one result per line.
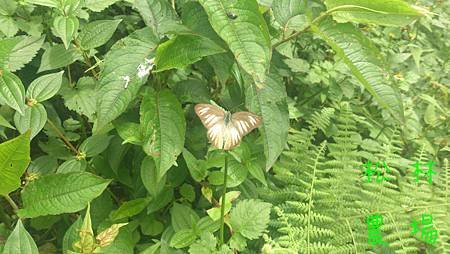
left=0, top=0, right=448, bottom=253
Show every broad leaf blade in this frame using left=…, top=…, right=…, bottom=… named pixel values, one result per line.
left=18, top=172, right=111, bottom=218
left=14, top=103, right=47, bottom=139
left=229, top=199, right=271, bottom=240
left=272, top=0, right=307, bottom=28
left=0, top=70, right=26, bottom=114
left=140, top=89, right=186, bottom=180
left=110, top=197, right=151, bottom=221
left=53, top=16, right=79, bottom=49
left=134, top=0, right=178, bottom=37
left=198, top=0, right=272, bottom=87
left=0, top=130, right=30, bottom=196
left=3, top=220, right=38, bottom=254
left=6, top=36, right=44, bottom=72
left=85, top=0, right=120, bottom=12
left=26, top=71, right=64, bottom=102
left=38, top=44, right=82, bottom=73
left=312, top=19, right=404, bottom=122
left=78, top=19, right=122, bottom=50
left=324, top=0, right=425, bottom=27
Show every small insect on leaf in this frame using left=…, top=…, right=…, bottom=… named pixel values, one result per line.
left=227, top=12, right=238, bottom=20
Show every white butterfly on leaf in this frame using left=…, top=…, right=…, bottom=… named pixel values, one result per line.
left=195, top=104, right=262, bottom=150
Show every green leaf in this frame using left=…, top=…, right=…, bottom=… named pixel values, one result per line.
left=53, top=16, right=79, bottom=49
left=62, top=217, right=82, bottom=254
left=229, top=199, right=271, bottom=240
left=173, top=79, right=210, bottom=104
left=110, top=197, right=151, bottom=221
left=324, top=0, right=425, bottom=27
left=171, top=203, right=199, bottom=232
left=170, top=229, right=196, bottom=249
left=198, top=0, right=271, bottom=86
left=6, top=36, right=45, bottom=72
left=246, top=72, right=289, bottom=171
left=38, top=44, right=82, bottom=73
left=85, top=0, right=119, bottom=12
left=0, top=70, right=26, bottom=114
left=182, top=148, right=208, bottom=182
left=134, top=0, right=178, bottom=37
left=247, top=160, right=267, bottom=186
left=56, top=158, right=87, bottom=173
left=23, top=0, right=58, bottom=7
left=0, top=131, right=30, bottom=196
left=140, top=89, right=186, bottom=180
left=60, top=77, right=96, bottom=120
left=18, top=172, right=111, bottom=218
left=188, top=232, right=216, bottom=254
left=93, top=27, right=158, bottom=132
left=0, top=113, right=14, bottom=129
left=13, top=104, right=47, bottom=139
left=140, top=156, right=166, bottom=197
left=155, top=33, right=225, bottom=72
left=78, top=19, right=122, bottom=50
left=0, top=0, right=17, bottom=16
left=225, top=159, right=248, bottom=188
left=272, top=0, right=307, bottom=28
left=0, top=16, right=18, bottom=37
left=2, top=220, right=38, bottom=254
left=26, top=71, right=64, bottom=102
left=312, top=19, right=404, bottom=122
left=79, top=134, right=113, bottom=157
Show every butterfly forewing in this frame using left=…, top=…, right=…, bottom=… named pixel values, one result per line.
left=231, top=112, right=262, bottom=137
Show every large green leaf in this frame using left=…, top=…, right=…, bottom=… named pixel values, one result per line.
left=2, top=220, right=38, bottom=254
left=110, top=197, right=151, bottom=221
left=23, top=0, right=58, bottom=7
left=312, top=19, right=404, bottom=121
left=0, top=70, right=26, bottom=114
left=0, top=130, right=30, bottom=196
left=5, top=36, right=44, bottom=72
left=229, top=199, right=271, bottom=240
left=272, top=0, right=307, bottom=28
left=140, top=89, right=186, bottom=180
left=18, top=172, right=111, bottom=218
left=60, top=77, right=96, bottom=120
left=53, top=16, right=79, bottom=49
left=26, top=71, right=64, bottom=102
left=246, top=72, right=289, bottom=171
left=38, top=44, right=82, bottom=73
left=0, top=16, right=18, bottom=38
left=78, top=19, right=122, bottom=50
left=14, top=104, right=47, bottom=139
left=155, top=33, right=225, bottom=72
left=134, top=0, right=178, bottom=37
left=93, top=27, right=158, bottom=132
left=324, top=0, right=425, bottom=27
left=140, top=156, right=166, bottom=197
left=0, top=0, right=17, bottom=16
left=198, top=0, right=271, bottom=87
left=85, top=0, right=119, bottom=12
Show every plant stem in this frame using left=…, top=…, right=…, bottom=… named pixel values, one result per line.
left=4, top=194, right=19, bottom=212
left=47, top=119, right=79, bottom=155
left=219, top=152, right=229, bottom=246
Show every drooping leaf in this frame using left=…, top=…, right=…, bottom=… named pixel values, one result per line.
left=6, top=36, right=44, bottom=72
left=140, top=156, right=166, bottom=197
left=0, top=70, right=26, bottom=114
left=38, top=44, right=82, bottom=73
left=229, top=199, right=271, bottom=240
left=26, top=71, right=64, bottom=102
left=140, top=89, right=186, bottom=180
left=0, top=113, right=15, bottom=129
left=93, top=27, right=158, bottom=132
left=324, top=0, right=425, bottom=27
left=134, top=0, right=178, bottom=37
left=85, top=0, right=120, bottom=12
left=155, top=34, right=225, bottom=72
left=79, top=134, right=113, bottom=157
left=110, top=197, right=151, bottom=221
left=60, top=77, right=96, bottom=120
left=198, top=0, right=272, bottom=87
left=53, top=16, right=79, bottom=49
left=312, top=18, right=404, bottom=121
left=78, top=19, right=122, bottom=50
left=14, top=104, right=47, bottom=139
left=2, top=220, right=38, bottom=254
left=0, top=130, right=30, bottom=196
left=18, top=172, right=111, bottom=218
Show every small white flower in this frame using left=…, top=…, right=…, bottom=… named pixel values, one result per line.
left=121, top=75, right=131, bottom=88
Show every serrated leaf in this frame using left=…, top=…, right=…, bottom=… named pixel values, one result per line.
left=53, top=16, right=79, bottom=49
left=272, top=0, right=307, bottom=28
left=0, top=16, right=18, bottom=37
left=140, top=89, right=186, bottom=180
left=6, top=36, right=44, bottom=72
left=110, top=197, right=151, bottom=221
left=0, top=70, right=26, bottom=115
left=93, top=27, right=158, bottom=132
left=85, top=0, right=119, bottom=12
left=38, top=44, right=82, bottom=73
left=2, top=220, right=38, bottom=254
left=0, top=37, right=21, bottom=68
left=325, top=0, right=425, bottom=27
left=0, top=0, right=17, bottom=16
left=134, top=0, right=178, bottom=37
left=23, top=0, right=58, bottom=7
left=18, top=172, right=111, bottom=218
left=198, top=0, right=271, bottom=87
left=312, top=19, right=404, bottom=122
left=0, top=130, right=30, bottom=196
left=170, top=229, right=196, bottom=249
left=171, top=203, right=199, bottom=232
left=155, top=33, right=225, bottom=72
left=229, top=199, right=271, bottom=240
left=78, top=19, right=122, bottom=50
left=60, top=77, right=96, bottom=120
left=79, top=134, right=113, bottom=157
left=14, top=104, right=47, bottom=139
left=26, top=71, right=64, bottom=102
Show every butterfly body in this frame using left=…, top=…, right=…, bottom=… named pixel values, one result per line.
left=195, top=104, right=262, bottom=150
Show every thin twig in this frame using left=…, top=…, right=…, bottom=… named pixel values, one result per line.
left=219, top=152, right=229, bottom=246
left=3, top=194, right=19, bottom=212
left=47, top=119, right=79, bottom=155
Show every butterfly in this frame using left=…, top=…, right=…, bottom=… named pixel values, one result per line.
left=195, top=104, right=262, bottom=150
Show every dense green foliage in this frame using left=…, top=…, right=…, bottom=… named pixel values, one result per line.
left=0, top=0, right=448, bottom=253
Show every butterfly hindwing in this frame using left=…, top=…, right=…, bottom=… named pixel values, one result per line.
left=231, top=112, right=262, bottom=137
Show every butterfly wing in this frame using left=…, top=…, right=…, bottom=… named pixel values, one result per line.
left=195, top=104, right=227, bottom=149
left=231, top=112, right=262, bottom=138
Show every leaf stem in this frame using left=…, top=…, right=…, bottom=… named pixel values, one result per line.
left=73, top=39, right=99, bottom=79
left=47, top=119, right=79, bottom=155
left=219, top=151, right=229, bottom=246
left=3, top=194, right=19, bottom=212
